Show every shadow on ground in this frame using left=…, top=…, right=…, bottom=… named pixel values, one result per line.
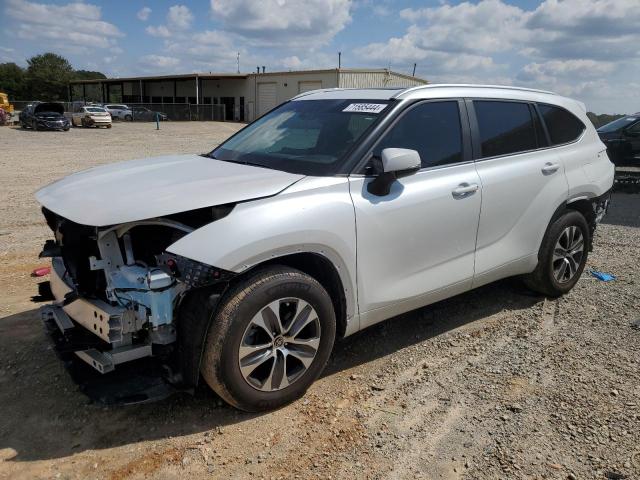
left=0, top=278, right=541, bottom=462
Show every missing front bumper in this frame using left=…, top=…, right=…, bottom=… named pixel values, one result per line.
left=44, top=257, right=154, bottom=374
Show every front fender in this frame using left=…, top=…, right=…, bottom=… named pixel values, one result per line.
left=167, top=176, right=359, bottom=333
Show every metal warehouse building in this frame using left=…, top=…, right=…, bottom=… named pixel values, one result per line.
left=69, top=68, right=428, bottom=122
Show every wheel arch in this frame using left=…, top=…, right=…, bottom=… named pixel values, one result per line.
left=175, top=250, right=354, bottom=390
left=242, top=252, right=349, bottom=340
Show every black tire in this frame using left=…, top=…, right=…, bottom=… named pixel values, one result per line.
left=199, top=266, right=336, bottom=412
left=524, top=210, right=590, bottom=297
left=124, top=114, right=132, bottom=121
left=20, top=122, right=26, bottom=129
left=106, top=124, right=112, bottom=129
left=63, top=126, right=70, bottom=131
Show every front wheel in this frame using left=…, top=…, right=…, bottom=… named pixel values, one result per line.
left=199, top=267, right=336, bottom=412
left=524, top=210, right=590, bottom=297
left=124, top=114, right=132, bottom=121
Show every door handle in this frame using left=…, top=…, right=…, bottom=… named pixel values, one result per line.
left=452, top=183, right=479, bottom=199
left=541, top=162, right=560, bottom=175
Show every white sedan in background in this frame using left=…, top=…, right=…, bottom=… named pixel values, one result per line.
left=70, top=106, right=112, bottom=128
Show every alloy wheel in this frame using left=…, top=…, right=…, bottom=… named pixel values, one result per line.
left=238, top=298, right=321, bottom=392
left=552, top=226, right=584, bottom=283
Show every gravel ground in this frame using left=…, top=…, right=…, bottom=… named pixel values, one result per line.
left=0, top=122, right=638, bottom=480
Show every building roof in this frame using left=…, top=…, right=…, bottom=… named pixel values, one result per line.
left=69, top=68, right=426, bottom=85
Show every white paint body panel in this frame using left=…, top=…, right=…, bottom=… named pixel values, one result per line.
left=167, top=176, right=360, bottom=334
left=472, top=147, right=569, bottom=285
left=35, top=155, right=304, bottom=226
left=349, top=165, right=481, bottom=328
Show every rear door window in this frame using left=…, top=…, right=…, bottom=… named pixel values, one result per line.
left=537, top=104, right=586, bottom=145
left=474, top=100, right=537, bottom=158
left=373, top=101, right=464, bottom=169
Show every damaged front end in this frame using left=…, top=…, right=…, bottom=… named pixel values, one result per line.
left=39, top=206, right=234, bottom=403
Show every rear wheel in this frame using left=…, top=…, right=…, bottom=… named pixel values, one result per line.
left=124, top=114, right=132, bottom=121
left=199, top=266, right=336, bottom=412
left=524, top=210, right=589, bottom=297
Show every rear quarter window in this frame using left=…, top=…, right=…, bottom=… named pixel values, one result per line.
left=537, top=104, right=586, bottom=145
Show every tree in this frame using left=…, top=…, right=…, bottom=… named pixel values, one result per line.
left=587, top=112, right=625, bottom=129
left=73, top=70, right=107, bottom=81
left=0, top=63, right=25, bottom=98
left=25, top=52, right=74, bottom=100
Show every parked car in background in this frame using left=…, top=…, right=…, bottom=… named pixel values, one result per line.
left=105, top=104, right=133, bottom=121
left=19, top=102, right=70, bottom=131
left=597, top=114, right=640, bottom=165
left=36, top=85, right=613, bottom=412
left=131, top=105, right=168, bottom=121
left=69, top=105, right=112, bottom=128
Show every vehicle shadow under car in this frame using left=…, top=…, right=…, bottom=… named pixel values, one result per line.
left=0, top=277, right=542, bottom=462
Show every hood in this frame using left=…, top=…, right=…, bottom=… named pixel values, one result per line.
left=34, top=102, right=65, bottom=115
left=36, top=154, right=304, bottom=226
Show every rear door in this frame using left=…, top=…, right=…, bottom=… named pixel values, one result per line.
left=468, top=99, right=569, bottom=286
left=349, top=100, right=482, bottom=328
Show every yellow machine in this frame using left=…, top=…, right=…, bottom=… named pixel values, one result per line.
left=0, top=92, right=14, bottom=114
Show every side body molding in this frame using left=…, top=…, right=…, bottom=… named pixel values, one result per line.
left=167, top=176, right=360, bottom=336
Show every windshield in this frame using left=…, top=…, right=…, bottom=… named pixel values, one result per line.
left=211, top=99, right=391, bottom=175
left=597, top=116, right=639, bottom=133
left=86, top=107, right=106, bottom=113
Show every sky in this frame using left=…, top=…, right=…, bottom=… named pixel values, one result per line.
left=1, top=0, right=639, bottom=114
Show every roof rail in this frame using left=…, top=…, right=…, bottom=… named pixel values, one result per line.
left=393, top=84, right=557, bottom=99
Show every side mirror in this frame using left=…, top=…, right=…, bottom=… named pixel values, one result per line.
left=367, top=148, right=421, bottom=196
left=380, top=148, right=421, bottom=174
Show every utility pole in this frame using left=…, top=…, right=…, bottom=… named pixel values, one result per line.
left=338, top=51, right=341, bottom=69
left=412, top=63, right=417, bottom=77
left=237, top=52, right=240, bottom=74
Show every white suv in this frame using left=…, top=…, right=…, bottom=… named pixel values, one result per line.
left=104, top=104, right=133, bottom=121
left=36, top=85, right=613, bottom=411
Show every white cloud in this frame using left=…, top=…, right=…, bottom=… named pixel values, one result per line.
left=145, top=25, right=172, bottom=38
left=140, top=54, right=181, bottom=69
left=167, top=5, right=193, bottom=30
left=137, top=7, right=151, bottom=21
left=6, top=0, right=123, bottom=53
left=145, top=4, right=193, bottom=38
left=354, top=0, right=640, bottom=112
left=210, top=0, right=352, bottom=45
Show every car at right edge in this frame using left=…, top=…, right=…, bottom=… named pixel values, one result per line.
left=597, top=113, right=640, bottom=166
left=36, top=84, right=614, bottom=412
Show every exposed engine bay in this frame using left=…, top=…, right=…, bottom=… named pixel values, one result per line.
left=39, top=205, right=234, bottom=400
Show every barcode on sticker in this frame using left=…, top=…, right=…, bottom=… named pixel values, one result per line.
left=343, top=103, right=387, bottom=114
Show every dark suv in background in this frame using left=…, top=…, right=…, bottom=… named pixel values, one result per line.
left=597, top=114, right=640, bottom=165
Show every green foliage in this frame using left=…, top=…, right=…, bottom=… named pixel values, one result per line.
left=587, top=112, right=625, bottom=129
left=25, top=52, right=74, bottom=100
left=0, top=53, right=107, bottom=100
left=0, top=62, right=25, bottom=99
left=74, top=70, right=107, bottom=80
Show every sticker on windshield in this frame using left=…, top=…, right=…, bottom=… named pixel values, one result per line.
left=343, top=103, right=387, bottom=114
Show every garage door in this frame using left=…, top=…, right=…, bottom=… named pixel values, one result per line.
left=257, top=83, right=277, bottom=117
left=298, top=81, right=322, bottom=94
